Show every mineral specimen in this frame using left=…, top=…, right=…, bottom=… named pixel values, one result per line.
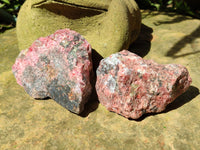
left=12, top=29, right=93, bottom=114
left=96, top=50, right=192, bottom=119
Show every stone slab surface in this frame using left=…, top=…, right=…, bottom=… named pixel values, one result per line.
left=0, top=11, right=200, bottom=149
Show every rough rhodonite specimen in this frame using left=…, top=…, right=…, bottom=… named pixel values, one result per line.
left=12, top=29, right=93, bottom=114
left=96, top=50, right=192, bottom=119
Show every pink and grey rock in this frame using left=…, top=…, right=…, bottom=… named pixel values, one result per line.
left=12, top=29, right=93, bottom=114
left=96, top=50, right=192, bottom=119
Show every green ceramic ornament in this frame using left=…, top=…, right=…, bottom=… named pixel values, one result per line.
left=17, top=0, right=141, bottom=58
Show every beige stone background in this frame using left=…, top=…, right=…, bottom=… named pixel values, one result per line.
left=0, top=10, right=200, bottom=149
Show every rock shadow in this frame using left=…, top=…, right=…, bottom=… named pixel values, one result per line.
left=91, top=49, right=104, bottom=72
left=134, top=86, right=199, bottom=121
left=163, top=86, right=200, bottom=112
left=128, top=23, right=153, bottom=57
left=79, top=85, right=100, bottom=117
left=79, top=49, right=102, bottom=117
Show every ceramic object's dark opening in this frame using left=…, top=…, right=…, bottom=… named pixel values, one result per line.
left=32, top=1, right=107, bottom=19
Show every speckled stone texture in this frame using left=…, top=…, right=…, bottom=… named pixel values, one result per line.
left=12, top=28, right=93, bottom=114
left=96, top=50, right=192, bottom=119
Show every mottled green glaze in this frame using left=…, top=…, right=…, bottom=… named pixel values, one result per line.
left=17, top=0, right=141, bottom=58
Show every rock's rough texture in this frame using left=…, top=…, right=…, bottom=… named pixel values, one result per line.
left=17, top=0, right=141, bottom=58
left=12, top=28, right=93, bottom=114
left=96, top=50, right=192, bottom=119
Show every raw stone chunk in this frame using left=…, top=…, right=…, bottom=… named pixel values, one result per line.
left=96, top=50, right=192, bottom=119
left=12, top=29, right=93, bottom=114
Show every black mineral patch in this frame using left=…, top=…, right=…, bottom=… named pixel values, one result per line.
left=48, top=79, right=80, bottom=113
